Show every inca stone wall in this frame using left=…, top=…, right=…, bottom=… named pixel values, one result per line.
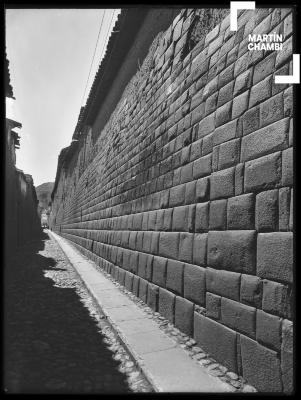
left=51, top=8, right=294, bottom=392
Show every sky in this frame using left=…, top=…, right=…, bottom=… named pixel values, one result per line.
left=5, top=8, right=120, bottom=187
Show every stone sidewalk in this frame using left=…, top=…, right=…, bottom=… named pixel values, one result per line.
left=49, top=230, right=234, bottom=393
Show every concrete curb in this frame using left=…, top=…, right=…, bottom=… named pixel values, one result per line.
left=49, top=230, right=234, bottom=393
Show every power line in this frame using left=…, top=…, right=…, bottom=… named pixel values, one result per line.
left=80, top=9, right=106, bottom=107
left=85, top=8, right=117, bottom=103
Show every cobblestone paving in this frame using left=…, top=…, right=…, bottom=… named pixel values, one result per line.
left=4, top=232, right=151, bottom=394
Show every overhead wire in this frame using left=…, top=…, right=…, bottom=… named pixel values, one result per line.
left=80, top=9, right=106, bottom=107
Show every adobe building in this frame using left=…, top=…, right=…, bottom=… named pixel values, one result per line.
left=50, top=8, right=294, bottom=392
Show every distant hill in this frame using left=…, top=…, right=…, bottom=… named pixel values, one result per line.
left=36, top=182, right=54, bottom=215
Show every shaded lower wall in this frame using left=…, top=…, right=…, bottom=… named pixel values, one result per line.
left=5, top=129, right=41, bottom=258
left=51, top=8, right=294, bottom=392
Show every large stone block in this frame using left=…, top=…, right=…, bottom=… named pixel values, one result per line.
left=256, top=310, right=282, bottom=351
left=183, top=263, right=206, bottom=305
left=159, top=232, right=179, bottom=260
left=279, top=187, right=290, bottom=231
left=205, top=292, right=221, bottom=320
left=194, top=313, right=238, bottom=372
left=282, top=147, right=293, bottom=186
left=227, top=193, right=254, bottom=230
left=195, top=202, right=209, bottom=232
left=213, top=119, right=238, bottom=146
left=218, top=138, right=240, bottom=170
left=152, top=256, right=167, bottom=288
left=260, top=92, right=284, bottom=128
left=178, top=232, right=194, bottom=263
left=210, top=167, right=235, bottom=200
left=240, top=335, right=282, bottom=392
left=242, top=105, right=260, bottom=135
left=281, top=319, right=293, bottom=393
left=175, top=297, right=194, bottom=336
left=240, top=274, right=262, bottom=308
left=208, top=230, right=256, bottom=274
left=193, top=233, right=207, bottom=266
left=192, top=154, right=212, bottom=179
left=166, top=259, right=184, bottom=295
left=147, top=283, right=159, bottom=311
left=244, top=152, right=282, bottom=192
left=209, top=199, right=227, bottom=230
left=172, top=206, right=190, bottom=232
left=158, top=288, right=175, bottom=323
left=138, top=278, right=148, bottom=303
left=195, top=177, right=210, bottom=202
left=257, top=232, right=293, bottom=283
left=241, top=118, right=289, bottom=162
left=249, top=75, right=272, bottom=108
left=169, top=184, right=186, bottom=207
left=206, top=268, right=240, bottom=301
left=221, top=298, right=256, bottom=338
left=255, top=189, right=278, bottom=231
left=262, top=279, right=292, bottom=319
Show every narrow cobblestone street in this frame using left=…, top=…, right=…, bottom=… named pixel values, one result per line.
left=4, top=231, right=132, bottom=394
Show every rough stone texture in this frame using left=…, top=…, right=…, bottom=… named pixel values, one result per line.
left=255, top=190, right=278, bottom=232
left=50, top=8, right=294, bottom=393
left=206, top=268, right=240, bottom=301
left=240, top=274, right=262, bottom=309
left=158, top=288, right=176, bottom=323
left=205, top=292, right=221, bottom=320
left=257, top=233, right=293, bottom=283
left=221, top=298, right=256, bottom=338
left=207, top=231, right=256, bottom=274
left=183, top=264, right=206, bottom=306
left=256, top=310, right=282, bottom=352
left=194, top=313, right=238, bottom=373
left=240, top=335, right=282, bottom=392
left=174, top=297, right=194, bottom=336
left=262, top=279, right=292, bottom=319
left=227, top=194, right=254, bottom=230
left=281, top=319, right=293, bottom=394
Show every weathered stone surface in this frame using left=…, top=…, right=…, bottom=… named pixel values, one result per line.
left=147, top=283, right=159, bottom=311
left=159, top=232, right=179, bottom=259
left=195, top=202, right=209, bottom=232
left=194, top=313, right=238, bottom=373
left=221, top=297, right=256, bottom=338
left=257, top=233, right=293, bottom=283
left=218, top=138, right=240, bottom=170
left=281, top=319, right=293, bottom=393
left=241, top=118, right=289, bottom=162
left=183, top=263, right=206, bottom=305
left=255, top=190, right=278, bottom=231
left=209, top=199, right=227, bottom=230
left=279, top=187, right=291, bottom=231
left=208, top=230, right=256, bottom=274
left=240, top=335, right=282, bottom=392
left=240, top=274, right=262, bottom=308
left=205, top=292, right=221, bottom=320
left=152, top=256, right=167, bottom=287
left=262, top=279, right=292, bottom=319
left=138, top=278, right=148, bottom=303
left=158, top=288, right=175, bottom=323
left=193, top=233, right=207, bottom=266
left=256, top=310, right=282, bottom=351
left=227, top=193, right=254, bottom=230
left=178, top=233, right=194, bottom=263
left=244, top=152, right=282, bottom=192
left=282, top=147, right=293, bottom=186
left=166, top=259, right=184, bottom=295
left=210, top=167, right=235, bottom=199
left=206, top=268, right=240, bottom=301
left=174, top=296, right=194, bottom=336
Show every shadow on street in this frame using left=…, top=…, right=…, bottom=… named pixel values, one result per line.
left=4, top=231, right=131, bottom=394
